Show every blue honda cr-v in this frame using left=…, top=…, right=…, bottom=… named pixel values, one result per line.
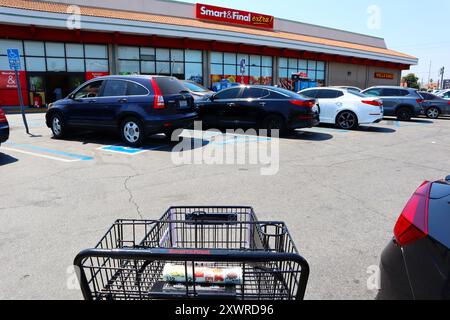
left=45, top=75, right=197, bottom=146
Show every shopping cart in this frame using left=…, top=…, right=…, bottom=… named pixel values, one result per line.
left=74, top=207, right=309, bottom=300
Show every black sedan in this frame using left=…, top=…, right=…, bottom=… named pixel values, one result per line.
left=419, top=92, right=450, bottom=119
left=0, top=108, right=9, bottom=146
left=196, top=85, right=320, bottom=135
left=378, top=176, right=450, bottom=300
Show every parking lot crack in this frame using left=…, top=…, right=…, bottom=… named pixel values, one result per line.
left=123, top=174, right=143, bottom=220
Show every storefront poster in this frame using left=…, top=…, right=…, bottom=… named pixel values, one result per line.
left=85, top=72, right=109, bottom=81
left=0, top=70, right=29, bottom=106
left=211, top=74, right=249, bottom=91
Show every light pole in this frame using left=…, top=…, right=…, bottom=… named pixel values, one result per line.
left=440, top=67, right=445, bottom=90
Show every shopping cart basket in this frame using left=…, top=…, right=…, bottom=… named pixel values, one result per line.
left=74, top=206, right=309, bottom=300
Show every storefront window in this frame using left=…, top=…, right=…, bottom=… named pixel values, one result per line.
left=210, top=52, right=273, bottom=90
left=156, top=61, right=170, bottom=74
left=46, top=58, right=66, bottom=71
left=24, top=41, right=45, bottom=56
left=26, top=57, right=46, bottom=71
left=171, top=49, right=184, bottom=62
left=185, top=50, right=202, bottom=63
left=86, top=59, right=108, bottom=72
left=0, top=56, right=25, bottom=71
left=0, top=39, right=24, bottom=56
left=279, top=58, right=288, bottom=68
left=185, top=63, right=203, bottom=84
left=85, top=44, right=108, bottom=59
left=118, top=60, right=140, bottom=74
left=3, top=40, right=108, bottom=73
left=46, top=42, right=65, bottom=57
left=118, top=46, right=140, bottom=60
left=278, top=57, right=326, bottom=89
left=117, top=46, right=203, bottom=83
left=67, top=58, right=85, bottom=72
left=299, top=60, right=307, bottom=70
left=66, top=44, right=84, bottom=58
left=156, top=48, right=170, bottom=61
left=141, top=61, right=155, bottom=74
left=172, top=62, right=184, bottom=76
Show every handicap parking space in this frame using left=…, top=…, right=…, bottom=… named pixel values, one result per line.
left=2, top=113, right=445, bottom=166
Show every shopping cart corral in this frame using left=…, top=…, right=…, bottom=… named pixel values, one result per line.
left=74, top=207, right=309, bottom=300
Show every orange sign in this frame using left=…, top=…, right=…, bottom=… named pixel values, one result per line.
left=374, top=72, right=395, bottom=80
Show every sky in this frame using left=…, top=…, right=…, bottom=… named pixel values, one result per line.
left=179, top=0, right=450, bottom=85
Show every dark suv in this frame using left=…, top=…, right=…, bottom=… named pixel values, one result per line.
left=46, top=76, right=197, bottom=146
left=362, top=86, right=424, bottom=121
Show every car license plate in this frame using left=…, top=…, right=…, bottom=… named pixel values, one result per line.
left=179, top=100, right=188, bottom=108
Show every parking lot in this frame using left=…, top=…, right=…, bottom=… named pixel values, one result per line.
left=0, top=113, right=449, bottom=300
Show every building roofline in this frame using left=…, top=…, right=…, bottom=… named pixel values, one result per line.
left=0, top=0, right=418, bottom=65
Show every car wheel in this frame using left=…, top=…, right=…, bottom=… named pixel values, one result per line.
left=50, top=113, right=67, bottom=139
left=120, top=117, right=145, bottom=147
left=426, top=107, right=440, bottom=119
left=396, top=107, right=412, bottom=121
left=336, top=111, right=358, bottom=130
left=263, top=114, right=286, bottom=137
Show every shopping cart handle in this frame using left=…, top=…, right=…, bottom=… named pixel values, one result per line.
left=185, top=211, right=238, bottom=223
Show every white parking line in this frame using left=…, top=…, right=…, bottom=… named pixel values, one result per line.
left=1, top=147, right=79, bottom=162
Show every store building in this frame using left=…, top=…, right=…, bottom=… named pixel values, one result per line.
left=0, top=0, right=418, bottom=107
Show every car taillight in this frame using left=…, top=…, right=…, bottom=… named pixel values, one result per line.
left=0, top=108, right=7, bottom=123
left=447, top=101, right=450, bottom=105
left=290, top=100, right=315, bottom=107
left=362, top=100, right=381, bottom=107
left=151, top=79, right=166, bottom=109
left=416, top=99, right=424, bottom=104
left=393, top=181, right=431, bottom=247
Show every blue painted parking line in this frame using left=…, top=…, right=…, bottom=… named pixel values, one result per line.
left=99, top=144, right=168, bottom=155
left=3, top=143, right=94, bottom=161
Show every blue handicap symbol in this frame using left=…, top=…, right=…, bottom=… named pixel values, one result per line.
left=101, top=145, right=147, bottom=154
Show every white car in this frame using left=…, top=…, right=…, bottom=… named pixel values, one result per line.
left=299, top=87, right=383, bottom=129
left=438, top=89, right=450, bottom=100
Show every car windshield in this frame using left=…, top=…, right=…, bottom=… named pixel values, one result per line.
left=183, top=81, right=210, bottom=93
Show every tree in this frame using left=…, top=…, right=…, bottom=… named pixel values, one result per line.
left=402, top=73, right=420, bottom=89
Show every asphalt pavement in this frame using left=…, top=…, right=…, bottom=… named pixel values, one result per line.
left=0, top=113, right=449, bottom=300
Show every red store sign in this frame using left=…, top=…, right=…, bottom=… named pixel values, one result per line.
left=196, top=3, right=274, bottom=30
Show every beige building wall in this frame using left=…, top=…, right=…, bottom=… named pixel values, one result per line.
left=327, top=62, right=367, bottom=88
left=327, top=62, right=401, bottom=89
left=366, top=66, right=402, bottom=87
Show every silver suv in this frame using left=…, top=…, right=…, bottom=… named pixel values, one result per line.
left=362, top=86, right=424, bottom=121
